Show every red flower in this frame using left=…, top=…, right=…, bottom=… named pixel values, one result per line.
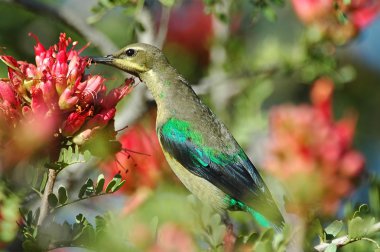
left=101, top=112, right=167, bottom=193
left=265, top=77, right=364, bottom=216
left=292, top=0, right=380, bottom=42
left=292, top=0, right=332, bottom=24
left=0, top=33, right=133, bottom=168
left=341, top=0, right=380, bottom=29
left=159, top=0, right=213, bottom=68
left=149, top=224, right=195, bottom=252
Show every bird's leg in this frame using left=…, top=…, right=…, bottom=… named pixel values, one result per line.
left=221, top=211, right=236, bottom=252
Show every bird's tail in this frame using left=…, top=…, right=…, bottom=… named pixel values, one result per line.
left=246, top=205, right=285, bottom=233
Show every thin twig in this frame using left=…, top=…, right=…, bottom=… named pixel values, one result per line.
left=54, top=192, right=111, bottom=210
left=155, top=6, right=171, bottom=49
left=37, top=169, right=58, bottom=226
left=314, top=222, right=380, bottom=251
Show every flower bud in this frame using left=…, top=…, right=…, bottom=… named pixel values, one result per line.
left=61, top=111, right=88, bottom=136
left=58, top=88, right=79, bottom=110
left=72, top=127, right=98, bottom=145
left=0, top=81, right=19, bottom=108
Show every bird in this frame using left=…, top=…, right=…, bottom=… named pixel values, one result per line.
left=91, top=43, right=285, bottom=231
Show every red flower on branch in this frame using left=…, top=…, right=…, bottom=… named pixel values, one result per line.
left=0, top=33, right=133, bottom=168
left=292, top=0, right=380, bottom=42
left=265, top=77, right=365, bottom=216
left=101, top=112, right=168, bottom=194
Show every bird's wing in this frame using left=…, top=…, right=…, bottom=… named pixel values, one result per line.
left=158, top=118, right=284, bottom=227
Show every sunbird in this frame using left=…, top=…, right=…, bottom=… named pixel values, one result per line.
left=91, top=43, right=285, bottom=230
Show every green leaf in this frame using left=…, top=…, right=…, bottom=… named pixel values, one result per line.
left=22, top=240, right=40, bottom=252
left=95, top=174, right=105, bottom=194
left=348, top=216, right=374, bottom=239
left=48, top=193, right=58, bottom=208
left=260, top=228, right=274, bottom=241
left=85, top=179, right=94, bottom=196
left=337, top=11, right=348, bottom=24
left=245, top=232, right=260, bottom=244
left=58, top=186, right=68, bottom=204
left=358, top=204, right=369, bottom=214
left=255, top=240, right=273, bottom=252
left=113, top=174, right=122, bottom=184
left=159, top=0, right=175, bottom=7
left=61, top=148, right=67, bottom=163
left=78, top=183, right=87, bottom=199
left=75, top=224, right=96, bottom=245
left=348, top=217, right=363, bottom=239
left=105, top=174, right=122, bottom=193
left=325, top=220, right=343, bottom=238
left=58, top=148, right=64, bottom=162
left=19, top=208, right=28, bottom=223
left=105, top=180, right=116, bottom=193
left=150, top=216, right=159, bottom=239
left=325, top=244, right=337, bottom=252
left=95, top=215, right=106, bottom=233
left=67, top=146, right=73, bottom=163
left=310, top=219, right=325, bottom=242
left=263, top=7, right=277, bottom=22
left=26, top=210, right=33, bottom=226
left=74, top=144, right=80, bottom=161
left=75, top=213, right=87, bottom=224
left=83, top=150, right=91, bottom=161
left=32, top=208, right=40, bottom=226
left=112, top=180, right=126, bottom=192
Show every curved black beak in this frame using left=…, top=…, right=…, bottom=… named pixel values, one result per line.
left=90, top=55, right=114, bottom=64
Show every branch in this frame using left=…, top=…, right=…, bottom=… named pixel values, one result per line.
left=314, top=222, right=380, bottom=251
left=10, top=0, right=118, bottom=54
left=37, top=169, right=57, bottom=226
left=155, top=6, right=171, bottom=49
left=54, top=191, right=112, bottom=210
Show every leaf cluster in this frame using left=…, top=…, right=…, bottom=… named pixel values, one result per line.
left=21, top=212, right=108, bottom=252
left=20, top=173, right=125, bottom=251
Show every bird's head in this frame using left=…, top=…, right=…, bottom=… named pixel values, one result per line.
left=91, top=43, right=166, bottom=76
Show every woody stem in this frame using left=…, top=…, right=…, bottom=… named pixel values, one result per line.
left=37, top=168, right=58, bottom=226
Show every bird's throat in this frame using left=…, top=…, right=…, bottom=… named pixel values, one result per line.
left=140, top=67, right=200, bottom=125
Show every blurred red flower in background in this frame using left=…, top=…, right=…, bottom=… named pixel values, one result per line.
left=265, top=77, right=365, bottom=216
left=101, top=111, right=168, bottom=194
left=149, top=224, right=195, bottom=252
left=0, top=33, right=132, bottom=168
left=155, top=0, right=213, bottom=82
left=163, top=0, right=213, bottom=67
left=291, top=0, right=380, bottom=42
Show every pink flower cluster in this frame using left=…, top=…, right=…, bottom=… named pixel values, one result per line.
left=265, top=78, right=365, bottom=215
left=292, top=0, right=380, bottom=42
left=0, top=33, right=132, bottom=167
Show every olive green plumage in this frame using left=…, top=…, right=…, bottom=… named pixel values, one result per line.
left=91, top=43, right=284, bottom=230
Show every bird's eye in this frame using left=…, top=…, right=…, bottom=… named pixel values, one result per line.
left=125, top=49, right=136, bottom=57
